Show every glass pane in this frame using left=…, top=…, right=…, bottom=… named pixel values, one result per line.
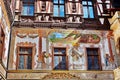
left=54, top=48, right=59, bottom=54
left=18, top=55, right=24, bottom=69
left=93, top=49, right=98, bottom=55
left=82, top=1, right=87, bottom=5
left=54, top=56, right=59, bottom=69
left=60, top=5, right=64, bottom=17
left=83, top=6, right=88, bottom=18
left=22, top=4, right=28, bottom=15
left=26, top=56, right=32, bottom=69
left=60, top=0, right=64, bottom=4
left=54, top=0, right=58, bottom=3
left=60, top=49, right=66, bottom=54
left=27, top=48, right=32, bottom=54
left=20, top=47, right=25, bottom=53
left=88, top=1, right=92, bottom=5
left=53, top=5, right=59, bottom=16
left=29, top=4, right=34, bottom=16
left=60, top=56, right=66, bottom=70
left=94, top=56, right=100, bottom=70
left=88, top=56, right=92, bottom=70
left=89, top=7, right=94, bottom=18
left=19, top=47, right=32, bottom=54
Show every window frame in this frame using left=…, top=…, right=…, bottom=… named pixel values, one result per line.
left=52, top=47, right=68, bottom=70
left=86, top=48, right=102, bottom=70
left=17, top=47, right=33, bottom=69
left=82, top=0, right=94, bottom=18
left=16, top=42, right=36, bottom=70
left=53, top=0, right=65, bottom=17
left=0, top=27, right=5, bottom=61
left=21, top=0, right=34, bottom=16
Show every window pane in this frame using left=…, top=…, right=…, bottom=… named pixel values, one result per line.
left=27, top=48, right=32, bottom=54
left=54, top=56, right=59, bottom=69
left=82, top=1, right=87, bottom=5
left=26, top=56, right=32, bottom=69
left=18, top=55, right=24, bottom=69
left=89, top=7, right=94, bottom=18
left=88, top=1, right=92, bottom=5
left=88, top=56, right=92, bottom=70
left=29, top=4, right=34, bottom=16
left=60, top=5, right=64, bottom=17
left=60, top=0, right=64, bottom=4
left=83, top=6, right=88, bottom=18
left=54, top=48, right=59, bottom=54
left=53, top=5, right=59, bottom=16
left=94, top=56, right=100, bottom=70
left=60, top=49, right=66, bottom=54
left=22, top=4, right=28, bottom=15
left=60, top=56, right=66, bottom=70
left=54, top=0, right=58, bottom=3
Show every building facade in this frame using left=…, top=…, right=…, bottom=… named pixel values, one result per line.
left=0, top=0, right=120, bottom=80
left=0, top=0, right=12, bottom=79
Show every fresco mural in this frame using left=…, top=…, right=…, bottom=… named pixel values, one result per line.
left=9, top=28, right=117, bottom=70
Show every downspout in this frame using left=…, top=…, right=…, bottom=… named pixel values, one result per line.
left=6, top=0, right=16, bottom=79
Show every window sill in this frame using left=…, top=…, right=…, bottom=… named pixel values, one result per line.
left=20, top=15, right=35, bottom=17
left=52, top=17, right=66, bottom=19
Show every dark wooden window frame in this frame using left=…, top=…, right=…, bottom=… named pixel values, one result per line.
left=0, top=27, right=5, bottom=61
left=86, top=47, right=102, bottom=70
left=82, top=0, right=95, bottom=18
left=53, top=0, right=65, bottom=17
left=21, top=0, right=34, bottom=16
left=52, top=47, right=68, bottom=70
left=16, top=42, right=36, bottom=70
left=17, top=47, right=32, bottom=69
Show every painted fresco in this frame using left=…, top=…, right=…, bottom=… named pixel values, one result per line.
left=10, top=28, right=117, bottom=70
left=0, top=4, right=10, bottom=68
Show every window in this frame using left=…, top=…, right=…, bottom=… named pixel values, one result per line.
left=17, top=47, right=32, bottom=69
left=0, top=27, right=5, bottom=61
left=86, top=48, right=101, bottom=70
left=82, top=0, right=94, bottom=18
left=53, top=0, right=65, bottom=17
left=0, top=6, right=2, bottom=19
left=22, top=0, right=34, bottom=16
left=53, top=48, right=67, bottom=70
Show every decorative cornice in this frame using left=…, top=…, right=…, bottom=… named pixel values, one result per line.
left=13, top=21, right=83, bottom=29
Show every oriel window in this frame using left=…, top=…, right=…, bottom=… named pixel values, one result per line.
left=53, top=0, right=65, bottom=17
left=82, top=0, right=94, bottom=18
left=22, top=0, right=34, bottom=16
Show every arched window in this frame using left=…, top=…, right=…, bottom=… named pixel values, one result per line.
left=53, top=0, right=65, bottom=17
left=82, top=0, right=94, bottom=18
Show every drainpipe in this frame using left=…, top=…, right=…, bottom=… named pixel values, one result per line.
left=6, top=0, right=16, bottom=78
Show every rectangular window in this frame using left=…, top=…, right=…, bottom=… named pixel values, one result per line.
left=0, top=6, right=2, bottom=19
left=86, top=48, right=101, bottom=70
left=53, top=48, right=67, bottom=70
left=53, top=0, right=65, bottom=17
left=22, top=0, right=34, bottom=16
left=0, top=27, right=5, bottom=61
left=17, top=47, right=32, bottom=69
left=82, top=0, right=94, bottom=18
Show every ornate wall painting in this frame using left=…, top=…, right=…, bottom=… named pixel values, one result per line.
left=10, top=29, right=117, bottom=70
left=48, top=30, right=100, bottom=44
